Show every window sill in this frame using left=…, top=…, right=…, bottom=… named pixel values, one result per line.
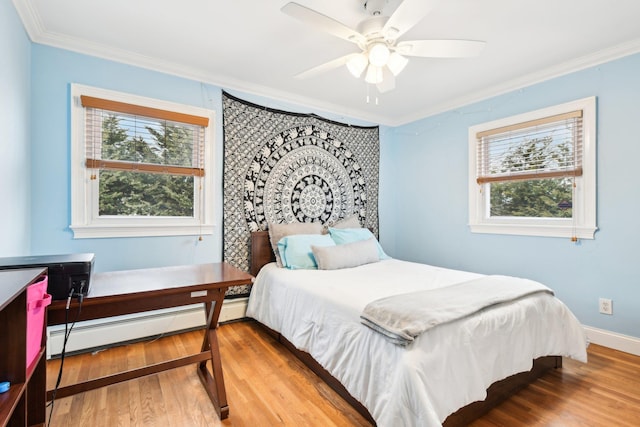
left=70, top=224, right=214, bottom=239
left=469, top=223, right=597, bottom=239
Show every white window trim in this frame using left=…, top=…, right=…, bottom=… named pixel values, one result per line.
left=70, top=84, right=216, bottom=239
left=468, top=96, right=597, bottom=239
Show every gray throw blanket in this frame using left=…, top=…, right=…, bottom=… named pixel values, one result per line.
left=360, top=275, right=553, bottom=346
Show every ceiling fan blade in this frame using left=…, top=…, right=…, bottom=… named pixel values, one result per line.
left=382, top=0, right=442, bottom=40
left=376, top=69, right=396, bottom=93
left=294, top=54, right=358, bottom=79
left=282, top=2, right=365, bottom=45
left=396, top=40, right=486, bottom=58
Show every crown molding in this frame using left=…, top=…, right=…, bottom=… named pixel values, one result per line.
left=396, top=38, right=640, bottom=126
left=13, top=0, right=640, bottom=128
left=11, top=0, right=41, bottom=37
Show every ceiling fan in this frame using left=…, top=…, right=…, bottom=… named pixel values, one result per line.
left=281, top=0, right=486, bottom=93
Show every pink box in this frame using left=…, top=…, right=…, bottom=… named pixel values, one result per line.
left=27, top=276, right=51, bottom=368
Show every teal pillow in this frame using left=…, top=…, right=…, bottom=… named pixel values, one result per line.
left=277, top=234, right=336, bottom=269
left=328, top=227, right=391, bottom=260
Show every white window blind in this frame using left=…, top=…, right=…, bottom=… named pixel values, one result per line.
left=476, top=110, right=583, bottom=184
left=81, top=95, right=208, bottom=178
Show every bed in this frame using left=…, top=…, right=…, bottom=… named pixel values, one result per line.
left=246, top=230, right=587, bottom=427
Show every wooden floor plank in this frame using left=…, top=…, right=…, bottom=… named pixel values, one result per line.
left=46, top=320, right=640, bottom=426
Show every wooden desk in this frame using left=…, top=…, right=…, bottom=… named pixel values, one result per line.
left=47, top=262, right=253, bottom=420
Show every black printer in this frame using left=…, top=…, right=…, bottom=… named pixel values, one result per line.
left=0, top=253, right=94, bottom=300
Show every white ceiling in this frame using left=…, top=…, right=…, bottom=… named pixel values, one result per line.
left=13, top=0, right=640, bottom=126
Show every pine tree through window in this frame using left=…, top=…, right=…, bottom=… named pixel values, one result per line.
left=70, top=85, right=215, bottom=238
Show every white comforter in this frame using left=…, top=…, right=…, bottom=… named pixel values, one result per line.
left=246, top=259, right=587, bottom=427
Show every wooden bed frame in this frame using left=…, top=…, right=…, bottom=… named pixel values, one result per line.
left=248, top=231, right=561, bottom=426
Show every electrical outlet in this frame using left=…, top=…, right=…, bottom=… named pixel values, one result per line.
left=599, top=298, right=613, bottom=315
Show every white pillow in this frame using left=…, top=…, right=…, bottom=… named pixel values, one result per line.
left=312, top=238, right=379, bottom=270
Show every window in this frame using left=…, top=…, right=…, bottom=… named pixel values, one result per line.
left=70, top=84, right=215, bottom=238
left=468, top=97, right=597, bottom=239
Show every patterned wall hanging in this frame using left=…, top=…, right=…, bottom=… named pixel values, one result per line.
left=222, top=92, right=380, bottom=297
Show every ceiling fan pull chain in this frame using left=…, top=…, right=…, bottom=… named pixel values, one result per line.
left=365, top=83, right=380, bottom=105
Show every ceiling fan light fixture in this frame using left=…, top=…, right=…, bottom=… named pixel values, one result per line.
left=368, top=43, right=390, bottom=67
left=280, top=1, right=487, bottom=94
left=346, top=53, right=368, bottom=78
left=365, top=64, right=383, bottom=84
left=387, top=52, right=408, bottom=76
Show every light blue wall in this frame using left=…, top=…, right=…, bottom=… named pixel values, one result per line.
left=0, top=0, right=31, bottom=256
left=10, top=0, right=638, bottom=338
left=30, top=45, right=223, bottom=272
left=29, top=44, right=382, bottom=273
left=384, top=54, right=640, bottom=338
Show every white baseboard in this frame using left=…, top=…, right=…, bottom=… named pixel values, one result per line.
left=583, top=325, right=640, bottom=356
left=47, top=302, right=639, bottom=359
left=47, top=297, right=248, bottom=358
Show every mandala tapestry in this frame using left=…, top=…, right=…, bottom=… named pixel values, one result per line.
left=222, top=92, right=380, bottom=297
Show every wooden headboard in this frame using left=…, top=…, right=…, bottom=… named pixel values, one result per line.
left=250, top=231, right=275, bottom=277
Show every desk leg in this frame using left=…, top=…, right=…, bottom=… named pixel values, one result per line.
left=197, top=288, right=229, bottom=419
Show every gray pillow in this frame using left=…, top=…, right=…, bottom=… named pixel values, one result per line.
left=322, top=214, right=362, bottom=234
left=330, top=214, right=361, bottom=229
left=312, top=238, right=379, bottom=270
left=268, top=222, right=323, bottom=267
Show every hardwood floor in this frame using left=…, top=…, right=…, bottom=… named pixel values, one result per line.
left=46, top=320, right=640, bottom=426
left=469, top=340, right=640, bottom=426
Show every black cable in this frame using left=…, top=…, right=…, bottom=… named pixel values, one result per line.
left=46, top=282, right=84, bottom=427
